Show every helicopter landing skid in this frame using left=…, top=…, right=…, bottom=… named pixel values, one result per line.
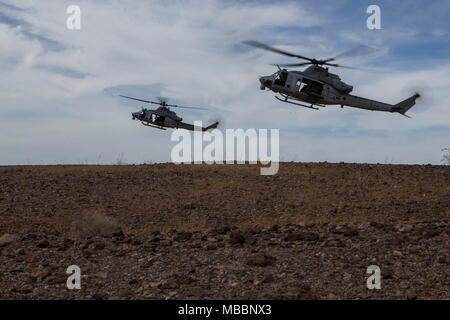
left=275, top=95, right=321, bottom=110
left=142, top=122, right=166, bottom=130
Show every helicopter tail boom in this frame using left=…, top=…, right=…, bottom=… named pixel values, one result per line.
left=390, top=93, right=420, bottom=116
left=204, top=121, right=219, bottom=131
left=176, top=121, right=219, bottom=132
left=336, top=93, right=420, bottom=116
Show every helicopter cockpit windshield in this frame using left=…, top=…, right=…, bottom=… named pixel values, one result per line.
left=274, top=70, right=288, bottom=87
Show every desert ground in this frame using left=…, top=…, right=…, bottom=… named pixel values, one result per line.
left=0, top=163, right=448, bottom=299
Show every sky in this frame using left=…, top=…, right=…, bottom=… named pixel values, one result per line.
left=0, top=0, right=449, bottom=165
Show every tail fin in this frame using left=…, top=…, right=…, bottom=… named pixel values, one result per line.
left=203, top=121, right=219, bottom=131
left=391, top=93, right=420, bottom=117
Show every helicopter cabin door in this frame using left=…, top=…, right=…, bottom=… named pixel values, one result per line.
left=296, top=77, right=324, bottom=97
left=294, top=77, right=307, bottom=93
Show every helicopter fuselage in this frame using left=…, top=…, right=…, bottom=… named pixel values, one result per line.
left=259, top=65, right=418, bottom=115
left=132, top=106, right=181, bottom=129
left=131, top=106, right=218, bottom=131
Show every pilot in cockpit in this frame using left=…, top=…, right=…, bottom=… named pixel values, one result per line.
left=274, top=70, right=288, bottom=86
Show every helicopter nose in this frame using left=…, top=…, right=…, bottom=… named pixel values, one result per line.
left=131, top=111, right=140, bottom=120
left=259, top=76, right=272, bottom=90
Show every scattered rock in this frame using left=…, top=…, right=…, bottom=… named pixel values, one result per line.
left=118, top=289, right=131, bottom=298
left=113, top=230, right=124, bottom=238
left=83, top=249, right=94, bottom=258
left=175, top=274, right=196, bottom=285
left=216, top=227, right=230, bottom=235
left=92, top=293, right=105, bottom=300
left=305, top=232, right=320, bottom=241
left=383, top=272, right=393, bottom=280
left=285, top=232, right=305, bottom=241
left=398, top=224, right=413, bottom=233
left=0, top=234, right=18, bottom=247
left=343, top=227, right=359, bottom=237
left=150, top=281, right=163, bottom=288
left=160, top=278, right=179, bottom=290
left=187, top=287, right=206, bottom=298
left=424, top=230, right=440, bottom=239
left=94, top=242, right=105, bottom=250
left=160, top=240, right=172, bottom=247
left=263, top=274, right=274, bottom=283
left=150, top=236, right=160, bottom=243
left=95, top=272, right=108, bottom=280
left=279, top=285, right=316, bottom=300
left=393, top=250, right=402, bottom=257
left=356, top=293, right=368, bottom=299
left=247, top=253, right=276, bottom=267
left=327, top=293, right=338, bottom=300
left=131, top=239, right=142, bottom=246
left=37, top=239, right=49, bottom=248
left=174, top=232, right=192, bottom=242
left=31, top=267, right=51, bottom=280
left=25, top=255, right=39, bottom=263
left=229, top=231, right=245, bottom=245
left=46, top=275, right=66, bottom=284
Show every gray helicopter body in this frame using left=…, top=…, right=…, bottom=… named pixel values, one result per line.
left=124, top=96, right=218, bottom=131
left=259, top=65, right=419, bottom=115
left=245, top=41, right=420, bottom=116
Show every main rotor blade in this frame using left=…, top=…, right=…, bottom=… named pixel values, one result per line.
left=119, top=95, right=160, bottom=105
left=167, top=104, right=208, bottom=110
left=243, top=40, right=313, bottom=62
left=325, top=45, right=379, bottom=62
left=324, top=63, right=382, bottom=73
left=272, top=62, right=312, bottom=68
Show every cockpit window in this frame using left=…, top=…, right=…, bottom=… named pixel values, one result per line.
left=274, top=70, right=288, bottom=86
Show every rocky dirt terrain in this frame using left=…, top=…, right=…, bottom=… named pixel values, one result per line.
left=0, top=163, right=448, bottom=299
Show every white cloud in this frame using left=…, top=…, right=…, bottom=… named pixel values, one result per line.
left=0, top=0, right=448, bottom=165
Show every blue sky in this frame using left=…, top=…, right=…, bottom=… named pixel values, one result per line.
left=0, top=0, right=449, bottom=165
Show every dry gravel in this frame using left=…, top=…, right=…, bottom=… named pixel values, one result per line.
left=0, top=163, right=448, bottom=299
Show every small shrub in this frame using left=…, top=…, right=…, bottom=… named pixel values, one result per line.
left=116, top=152, right=127, bottom=165
left=441, top=148, right=450, bottom=165
left=72, top=210, right=122, bottom=237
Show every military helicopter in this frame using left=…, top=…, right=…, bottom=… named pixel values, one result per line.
left=120, top=95, right=219, bottom=131
left=243, top=40, right=420, bottom=117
